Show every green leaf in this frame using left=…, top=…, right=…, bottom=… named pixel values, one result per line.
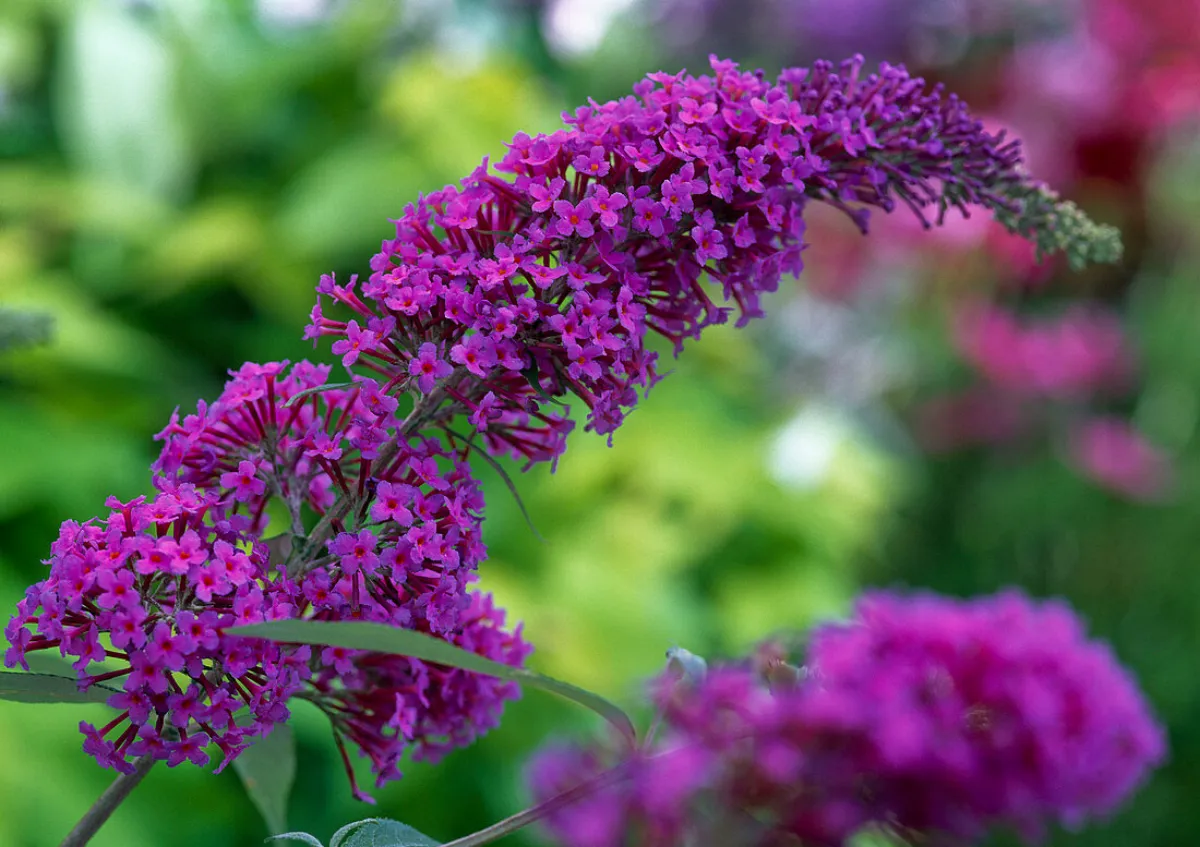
left=0, top=672, right=117, bottom=704
left=520, top=362, right=569, bottom=409
left=332, top=818, right=440, bottom=847
left=267, top=833, right=324, bottom=847
left=233, top=723, right=296, bottom=835
left=230, top=620, right=636, bottom=744
left=283, top=382, right=355, bottom=407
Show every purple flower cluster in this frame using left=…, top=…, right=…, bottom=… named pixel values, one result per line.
left=306, top=55, right=1106, bottom=468
left=529, top=590, right=1164, bottom=846
left=5, top=358, right=522, bottom=788
left=3, top=490, right=310, bottom=773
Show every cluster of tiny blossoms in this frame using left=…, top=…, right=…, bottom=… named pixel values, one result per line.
left=306, top=54, right=1116, bottom=470
left=154, top=359, right=487, bottom=634
left=530, top=590, right=1164, bottom=847
left=4, top=359, right=525, bottom=787
left=301, top=591, right=531, bottom=800
left=3, top=489, right=309, bottom=773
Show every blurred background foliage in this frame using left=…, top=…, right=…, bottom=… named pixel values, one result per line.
left=0, top=0, right=1197, bottom=845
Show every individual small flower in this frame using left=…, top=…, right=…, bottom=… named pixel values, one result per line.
left=219, top=459, right=265, bottom=503
left=573, top=146, right=612, bottom=179
left=451, top=333, right=498, bottom=378
left=554, top=199, right=597, bottom=238
left=691, top=222, right=727, bottom=265
left=589, top=186, right=628, bottom=230
left=328, top=529, right=380, bottom=577
left=331, top=319, right=377, bottom=367
left=408, top=342, right=453, bottom=393
left=631, top=197, right=668, bottom=237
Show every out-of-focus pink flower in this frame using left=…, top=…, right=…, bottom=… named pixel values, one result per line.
left=1070, top=417, right=1172, bottom=499
left=954, top=304, right=1130, bottom=398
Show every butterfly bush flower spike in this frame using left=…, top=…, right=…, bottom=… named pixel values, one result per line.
left=306, top=54, right=1121, bottom=471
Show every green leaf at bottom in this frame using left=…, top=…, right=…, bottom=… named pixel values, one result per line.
left=332, top=818, right=440, bottom=847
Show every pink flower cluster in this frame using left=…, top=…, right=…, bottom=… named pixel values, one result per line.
left=1069, top=417, right=1173, bottom=501
left=5, top=360, right=525, bottom=788
left=530, top=590, right=1164, bottom=846
left=305, top=55, right=1099, bottom=469
left=3, top=490, right=310, bottom=773
left=954, top=304, right=1130, bottom=398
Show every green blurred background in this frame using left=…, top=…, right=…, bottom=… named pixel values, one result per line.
left=1, top=1, right=1197, bottom=845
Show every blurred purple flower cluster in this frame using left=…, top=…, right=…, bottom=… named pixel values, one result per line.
left=530, top=590, right=1164, bottom=846
left=954, top=304, right=1130, bottom=398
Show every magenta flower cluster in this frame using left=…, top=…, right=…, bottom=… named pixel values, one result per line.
left=3, top=489, right=310, bottom=773
left=305, top=54, right=1087, bottom=469
left=530, top=590, right=1164, bottom=846
left=154, top=360, right=487, bottom=635
left=304, top=592, right=531, bottom=799
left=5, top=359, right=527, bottom=786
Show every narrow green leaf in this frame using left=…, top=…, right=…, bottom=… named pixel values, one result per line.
left=332, top=818, right=440, bottom=847
left=0, top=672, right=117, bottom=704
left=520, top=363, right=569, bottom=409
left=445, top=427, right=544, bottom=542
left=284, top=382, right=355, bottom=407
left=509, top=668, right=637, bottom=746
left=234, top=723, right=296, bottom=835
left=230, top=620, right=636, bottom=744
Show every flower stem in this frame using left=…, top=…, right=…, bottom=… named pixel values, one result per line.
left=441, top=762, right=628, bottom=847
left=59, top=754, right=155, bottom=847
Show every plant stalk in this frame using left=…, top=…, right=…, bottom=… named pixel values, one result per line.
left=59, top=755, right=155, bottom=847
left=441, top=762, right=628, bottom=847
